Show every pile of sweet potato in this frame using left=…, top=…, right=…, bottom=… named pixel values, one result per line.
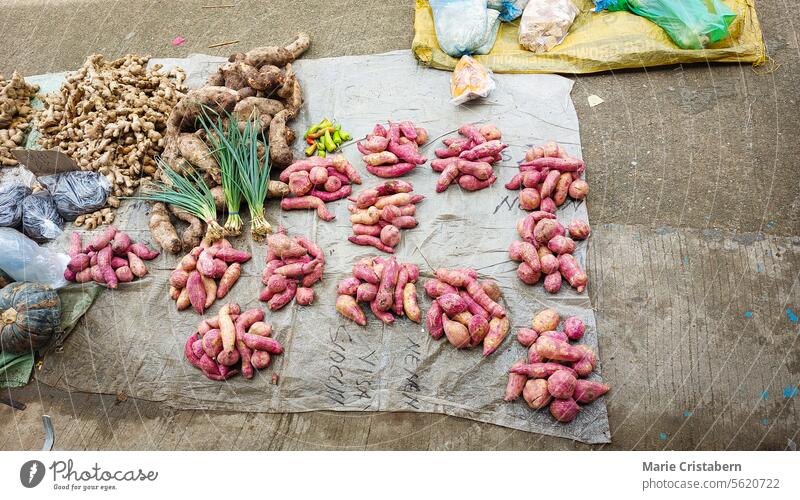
left=279, top=154, right=361, bottom=221
left=64, top=227, right=159, bottom=288
left=510, top=211, right=590, bottom=293
left=170, top=238, right=250, bottom=314
left=505, top=141, right=588, bottom=212
left=346, top=180, right=424, bottom=253
left=432, top=123, right=506, bottom=192
left=259, top=228, right=325, bottom=310
left=356, top=121, right=429, bottom=178
left=185, top=303, right=283, bottom=381
left=505, top=309, right=608, bottom=423
left=336, top=256, right=420, bottom=326
left=424, top=268, right=509, bottom=355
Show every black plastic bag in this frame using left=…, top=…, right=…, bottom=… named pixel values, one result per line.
left=0, top=183, right=32, bottom=228
left=21, top=191, right=64, bottom=242
left=39, top=171, right=111, bottom=221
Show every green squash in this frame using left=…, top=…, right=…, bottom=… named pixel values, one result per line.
left=0, top=282, right=61, bottom=354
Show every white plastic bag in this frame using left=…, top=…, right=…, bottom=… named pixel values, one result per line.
left=519, top=0, right=580, bottom=53
left=431, top=0, right=499, bottom=57
left=0, top=227, right=70, bottom=289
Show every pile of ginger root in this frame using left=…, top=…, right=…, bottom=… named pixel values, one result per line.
left=0, top=72, right=39, bottom=167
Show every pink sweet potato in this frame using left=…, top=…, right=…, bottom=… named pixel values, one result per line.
left=202, top=329, right=223, bottom=358
left=67, top=232, right=82, bottom=257
left=548, top=235, right=576, bottom=255
left=436, top=162, right=460, bottom=192
left=538, top=249, right=559, bottom=275
left=511, top=362, right=576, bottom=379
left=97, top=246, right=112, bottom=267
left=544, top=272, right=562, bottom=293
left=216, top=349, right=240, bottom=367
left=352, top=262, right=379, bottom=284
left=268, top=280, right=297, bottom=310
left=100, top=264, right=118, bottom=289
left=547, top=370, right=577, bottom=399
left=479, top=123, right=502, bottom=141
left=187, top=271, right=206, bottom=314
left=374, top=257, right=399, bottom=311
left=568, top=219, right=591, bottom=240
left=242, top=333, right=283, bottom=354
left=568, top=179, right=589, bottom=200
left=457, top=159, right=492, bottom=180
left=390, top=216, right=417, bottom=229
left=549, top=398, right=580, bottom=423
left=216, top=262, right=241, bottom=299
left=87, top=226, right=117, bottom=251
left=523, top=157, right=585, bottom=172
left=458, top=123, right=486, bottom=145
left=533, top=218, right=561, bottom=244
left=111, top=232, right=131, bottom=256
left=563, top=316, right=586, bottom=341
left=553, top=172, right=572, bottom=206
left=558, top=254, right=588, bottom=293
left=250, top=350, right=271, bottom=370
left=249, top=322, right=272, bottom=337
left=466, top=279, right=505, bottom=318
left=310, top=184, right=352, bottom=202
left=437, top=293, right=468, bottom=316
left=338, top=277, right=361, bottom=295
left=459, top=140, right=507, bottom=161
left=519, top=188, right=541, bottom=210
left=482, top=317, right=510, bottom=356
left=67, top=253, right=91, bottom=273
left=393, top=267, right=409, bottom=316
left=351, top=283, right=375, bottom=303
left=115, top=266, right=134, bottom=283
left=458, top=174, right=497, bottom=191
left=129, top=242, right=159, bottom=260
left=309, top=166, right=329, bottom=185
left=280, top=196, right=335, bottom=221
left=443, top=315, right=470, bottom=348
left=468, top=314, right=489, bottom=345
left=424, top=279, right=458, bottom=298
left=540, top=330, right=568, bottom=342
left=348, top=234, right=394, bottom=253
left=426, top=301, right=445, bottom=339
left=337, top=294, right=366, bottom=326
left=572, top=345, right=597, bottom=377
left=387, top=140, right=427, bottom=165
left=380, top=224, right=401, bottom=248
left=370, top=299, right=395, bottom=324
left=480, top=279, right=501, bottom=301
left=295, top=286, right=314, bottom=305
left=359, top=135, right=390, bottom=153
left=504, top=360, right=527, bottom=402
left=289, top=171, right=313, bottom=196
left=434, top=268, right=471, bottom=289
left=403, top=283, right=421, bottom=323
left=215, top=247, right=252, bottom=263
left=535, top=336, right=583, bottom=363
left=324, top=175, right=342, bottom=193
left=352, top=223, right=382, bottom=237
left=523, top=379, right=552, bottom=410
left=540, top=197, right=556, bottom=214
left=459, top=290, right=489, bottom=319
left=517, top=328, right=538, bottom=347
left=528, top=344, right=543, bottom=364
left=573, top=380, right=609, bottom=403
left=532, top=308, right=560, bottom=333
left=517, top=262, right=541, bottom=285
left=363, top=151, right=398, bottom=166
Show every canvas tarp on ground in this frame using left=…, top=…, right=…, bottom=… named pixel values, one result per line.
left=412, top=0, right=766, bottom=74
left=34, top=50, right=611, bottom=443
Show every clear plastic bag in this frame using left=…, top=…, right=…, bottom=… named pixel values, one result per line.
left=0, top=227, right=70, bottom=288
left=38, top=171, right=111, bottom=221
left=0, top=183, right=32, bottom=228
left=430, top=0, right=494, bottom=57
left=451, top=55, right=497, bottom=105
left=21, top=191, right=64, bottom=242
left=594, top=0, right=736, bottom=49
left=519, top=0, right=580, bottom=53
left=488, top=0, right=530, bottom=21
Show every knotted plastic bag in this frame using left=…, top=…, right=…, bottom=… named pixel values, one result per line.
left=38, top=171, right=111, bottom=221
left=0, top=184, right=32, bottom=228
left=519, top=0, right=580, bottom=53
left=430, top=0, right=501, bottom=57
left=20, top=191, right=64, bottom=242
left=594, top=0, right=736, bottom=50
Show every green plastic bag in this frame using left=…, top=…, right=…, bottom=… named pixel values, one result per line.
left=594, top=0, right=737, bottom=50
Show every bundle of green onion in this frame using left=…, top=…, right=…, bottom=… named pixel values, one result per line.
left=232, top=116, right=274, bottom=240
left=198, top=110, right=244, bottom=236
left=136, top=159, right=225, bottom=243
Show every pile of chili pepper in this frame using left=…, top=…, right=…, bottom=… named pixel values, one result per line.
left=303, top=118, right=352, bottom=157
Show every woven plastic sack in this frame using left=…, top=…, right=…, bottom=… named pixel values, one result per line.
left=594, top=0, right=736, bottom=49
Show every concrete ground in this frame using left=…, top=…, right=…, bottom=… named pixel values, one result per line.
left=1, top=0, right=798, bottom=450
